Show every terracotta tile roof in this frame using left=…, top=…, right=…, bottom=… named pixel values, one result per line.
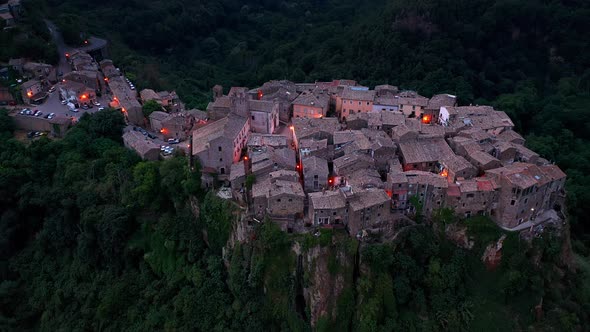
left=292, top=117, right=341, bottom=140
left=347, top=168, right=384, bottom=190
left=302, top=155, right=328, bottom=173
left=149, top=111, right=168, bottom=121
left=348, top=188, right=390, bottom=211
left=498, top=129, right=525, bottom=144
left=404, top=171, right=449, bottom=188
left=309, top=190, right=346, bottom=210
left=441, top=154, right=474, bottom=173
left=248, top=99, right=276, bottom=113
left=426, top=94, right=457, bottom=110
left=470, top=150, right=500, bottom=167
left=341, top=87, right=376, bottom=101
left=191, top=114, right=248, bottom=155
left=292, top=90, right=330, bottom=109
left=398, top=138, right=454, bottom=164
left=299, top=138, right=328, bottom=150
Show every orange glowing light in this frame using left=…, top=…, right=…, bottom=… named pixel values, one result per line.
left=289, top=126, right=294, bottom=130
left=421, top=114, right=431, bottom=124
left=296, top=164, right=300, bottom=169
left=121, top=107, right=127, bottom=113
left=257, top=90, right=263, bottom=100
left=65, top=53, right=70, bottom=57
left=244, top=156, right=249, bottom=161
left=440, top=169, right=449, bottom=178
left=26, top=91, right=33, bottom=97
left=81, top=94, right=87, bottom=99
left=84, top=40, right=88, bottom=44
left=104, top=77, right=109, bottom=82
left=328, top=179, right=333, bottom=184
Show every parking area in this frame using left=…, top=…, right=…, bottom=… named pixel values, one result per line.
left=29, top=86, right=112, bottom=121
left=123, top=125, right=191, bottom=157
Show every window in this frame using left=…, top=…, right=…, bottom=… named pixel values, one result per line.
left=367, top=101, right=370, bottom=105
left=220, top=168, right=225, bottom=174
left=219, top=158, right=223, bottom=162
left=467, top=193, right=474, bottom=198
left=251, top=115, right=255, bottom=120
left=314, top=175, right=318, bottom=179
left=218, top=146, right=222, bottom=152
left=288, top=199, right=292, bottom=202
left=277, top=199, right=281, bottom=202
left=510, top=200, right=516, bottom=205
left=358, top=101, right=361, bottom=105
left=333, top=212, right=336, bottom=215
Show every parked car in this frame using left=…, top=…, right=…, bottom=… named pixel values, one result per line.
left=34, top=111, right=42, bottom=117
left=72, top=108, right=79, bottom=113
left=93, top=101, right=100, bottom=106
left=167, top=138, right=180, bottom=144
left=147, top=133, right=156, bottom=139
left=48, top=86, right=56, bottom=93
left=48, top=113, right=55, bottom=119
left=82, top=104, right=89, bottom=110
left=98, top=107, right=105, bottom=111
left=27, top=131, right=35, bottom=138
left=61, top=100, right=67, bottom=105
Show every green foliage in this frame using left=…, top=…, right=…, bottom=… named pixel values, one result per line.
left=0, top=108, right=14, bottom=137
left=200, top=192, right=234, bottom=254
left=142, top=99, right=161, bottom=118
left=245, top=174, right=256, bottom=189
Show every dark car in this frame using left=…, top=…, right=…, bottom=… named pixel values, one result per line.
left=27, top=131, right=35, bottom=138
left=147, top=133, right=156, bottom=139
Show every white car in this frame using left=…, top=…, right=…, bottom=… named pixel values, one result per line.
left=98, top=107, right=105, bottom=111
left=61, top=100, right=67, bottom=105
left=93, top=101, right=101, bottom=106
left=48, top=86, right=56, bottom=93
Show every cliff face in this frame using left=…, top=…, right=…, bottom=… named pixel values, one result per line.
left=293, top=234, right=358, bottom=327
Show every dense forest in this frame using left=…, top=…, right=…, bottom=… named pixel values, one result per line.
left=2, top=0, right=590, bottom=330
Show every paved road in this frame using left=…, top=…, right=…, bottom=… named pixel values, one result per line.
left=45, top=20, right=71, bottom=78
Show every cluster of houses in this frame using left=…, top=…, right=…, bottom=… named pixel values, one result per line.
left=188, top=79, right=566, bottom=236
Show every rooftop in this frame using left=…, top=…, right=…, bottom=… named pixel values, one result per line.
left=341, top=87, right=376, bottom=101
left=348, top=188, right=390, bottom=211
left=426, top=94, right=457, bottom=110
left=398, top=138, right=454, bottom=164
left=309, top=190, right=346, bottom=210
left=192, top=114, right=248, bottom=155
left=292, top=90, right=330, bottom=109
left=302, top=155, right=328, bottom=173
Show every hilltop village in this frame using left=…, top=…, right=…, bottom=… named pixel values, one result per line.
left=195, top=80, right=566, bottom=238
left=5, top=43, right=566, bottom=239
